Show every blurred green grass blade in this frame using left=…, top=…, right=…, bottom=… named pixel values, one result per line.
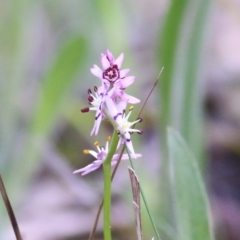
left=32, top=36, right=87, bottom=135
left=182, top=0, right=211, bottom=163
left=167, top=128, right=214, bottom=240
left=0, top=0, right=31, bottom=170
left=159, top=0, right=211, bottom=160
left=157, top=0, right=211, bottom=233
left=91, top=0, right=129, bottom=54
left=4, top=36, right=87, bottom=211
left=160, top=0, right=188, bottom=128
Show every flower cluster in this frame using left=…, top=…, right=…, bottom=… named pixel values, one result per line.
left=74, top=50, right=142, bottom=175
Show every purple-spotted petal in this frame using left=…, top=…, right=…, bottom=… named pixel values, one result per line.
left=124, top=132, right=136, bottom=158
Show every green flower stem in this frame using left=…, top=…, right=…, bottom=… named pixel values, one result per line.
left=125, top=146, right=162, bottom=240
left=103, top=130, right=119, bottom=240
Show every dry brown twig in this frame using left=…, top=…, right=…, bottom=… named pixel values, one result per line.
left=0, top=173, right=23, bottom=240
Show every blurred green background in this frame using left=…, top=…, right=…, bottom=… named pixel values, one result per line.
left=1, top=0, right=240, bottom=239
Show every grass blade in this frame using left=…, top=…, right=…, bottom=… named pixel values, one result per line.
left=167, top=128, right=214, bottom=240
left=32, top=36, right=87, bottom=135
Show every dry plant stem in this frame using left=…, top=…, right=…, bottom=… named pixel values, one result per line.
left=0, top=174, right=23, bottom=240
left=125, top=146, right=161, bottom=240
left=88, top=69, right=163, bottom=240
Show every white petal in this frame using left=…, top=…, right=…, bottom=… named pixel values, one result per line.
left=126, top=153, right=142, bottom=159
left=124, top=133, right=136, bottom=158
left=112, top=153, right=142, bottom=161
left=81, top=165, right=100, bottom=175
left=88, top=150, right=98, bottom=159
left=118, top=92, right=140, bottom=104
left=90, top=65, right=103, bottom=79
left=89, top=106, right=98, bottom=111
left=106, top=49, right=114, bottom=63
left=73, top=160, right=103, bottom=176
left=73, top=163, right=94, bottom=174
left=115, top=53, right=124, bottom=68
left=116, top=100, right=127, bottom=113
left=98, top=81, right=110, bottom=94
left=120, top=69, right=130, bottom=78
left=90, top=114, right=102, bottom=136
left=115, top=76, right=135, bottom=88
left=101, top=55, right=110, bottom=70
left=116, top=138, right=121, bottom=150
left=105, top=95, right=118, bottom=118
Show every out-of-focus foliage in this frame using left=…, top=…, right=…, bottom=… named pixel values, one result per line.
left=157, top=0, right=211, bottom=237
left=167, top=128, right=214, bottom=240
left=7, top=36, right=87, bottom=201
left=1, top=0, right=240, bottom=239
left=159, top=0, right=211, bottom=164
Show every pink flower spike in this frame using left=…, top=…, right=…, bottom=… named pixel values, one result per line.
left=91, top=50, right=140, bottom=104
left=91, top=50, right=130, bottom=84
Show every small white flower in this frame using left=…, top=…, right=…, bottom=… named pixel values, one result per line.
left=81, top=86, right=107, bottom=136
left=73, top=137, right=142, bottom=176
left=105, top=96, right=143, bottom=158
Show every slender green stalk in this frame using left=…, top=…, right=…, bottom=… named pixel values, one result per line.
left=103, top=162, right=112, bottom=240
left=125, top=146, right=162, bottom=240
left=102, top=131, right=119, bottom=240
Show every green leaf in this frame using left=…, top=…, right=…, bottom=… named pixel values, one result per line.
left=32, top=36, right=87, bottom=135
left=167, top=128, right=214, bottom=240
left=157, top=1, right=211, bottom=233
left=159, top=0, right=211, bottom=162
